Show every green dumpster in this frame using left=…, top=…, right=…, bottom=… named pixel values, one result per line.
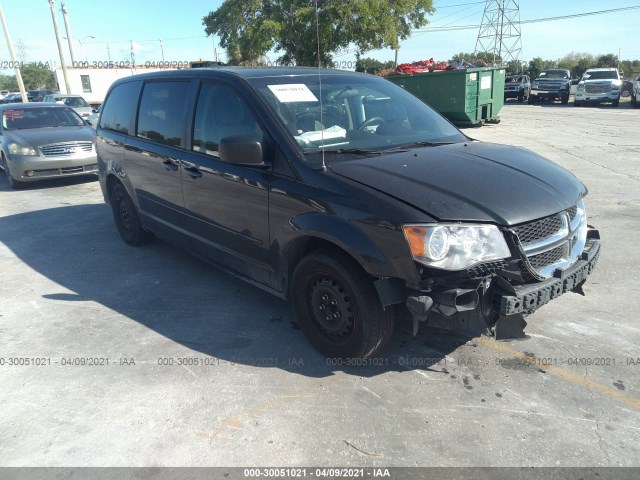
left=386, top=67, right=505, bottom=127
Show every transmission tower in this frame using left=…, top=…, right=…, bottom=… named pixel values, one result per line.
left=474, top=0, right=522, bottom=67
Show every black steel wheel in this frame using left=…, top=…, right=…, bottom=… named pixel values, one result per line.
left=110, top=183, right=153, bottom=246
left=291, top=248, right=394, bottom=359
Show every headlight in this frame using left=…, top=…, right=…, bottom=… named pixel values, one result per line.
left=402, top=224, right=511, bottom=270
left=577, top=84, right=585, bottom=91
left=8, top=142, right=37, bottom=156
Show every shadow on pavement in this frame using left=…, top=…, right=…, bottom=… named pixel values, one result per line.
left=0, top=200, right=474, bottom=378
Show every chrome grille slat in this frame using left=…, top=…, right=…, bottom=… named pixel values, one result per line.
left=513, top=202, right=587, bottom=279
left=40, top=142, right=93, bottom=157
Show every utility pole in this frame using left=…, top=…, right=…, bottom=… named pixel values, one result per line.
left=0, top=4, right=28, bottom=102
left=49, top=0, right=71, bottom=93
left=159, top=39, right=164, bottom=62
left=60, top=2, right=76, bottom=65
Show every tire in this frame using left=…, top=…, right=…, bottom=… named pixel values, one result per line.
left=561, top=94, right=569, bottom=105
left=621, top=89, right=630, bottom=98
left=574, top=102, right=581, bottom=107
left=110, top=183, right=153, bottom=246
left=517, top=92, right=524, bottom=103
left=632, top=94, right=639, bottom=108
left=527, top=95, right=534, bottom=105
left=1, top=153, right=23, bottom=189
left=291, top=248, right=395, bottom=359
left=612, top=97, right=620, bottom=107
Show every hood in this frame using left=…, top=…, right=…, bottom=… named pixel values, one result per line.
left=329, top=142, right=586, bottom=226
left=8, top=126, right=94, bottom=148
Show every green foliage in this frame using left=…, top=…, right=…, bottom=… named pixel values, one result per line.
left=527, top=57, right=557, bottom=79
left=450, top=51, right=502, bottom=65
left=595, top=53, right=618, bottom=68
left=0, top=64, right=56, bottom=92
left=557, top=52, right=595, bottom=78
left=0, top=75, right=19, bottom=91
left=355, top=56, right=395, bottom=75
left=506, top=60, right=525, bottom=74
left=21, top=63, right=56, bottom=90
left=203, top=0, right=435, bottom=66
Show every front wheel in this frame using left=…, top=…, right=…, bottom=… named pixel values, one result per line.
left=110, top=183, right=153, bottom=246
left=291, top=249, right=394, bottom=359
left=527, top=95, right=534, bottom=105
left=561, top=94, right=569, bottom=105
left=1, top=153, right=23, bottom=189
left=612, top=97, right=620, bottom=107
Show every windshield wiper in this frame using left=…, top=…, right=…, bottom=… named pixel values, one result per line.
left=321, top=148, right=386, bottom=155
left=396, top=140, right=455, bottom=149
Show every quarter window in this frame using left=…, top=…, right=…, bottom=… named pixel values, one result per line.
left=137, top=81, right=189, bottom=147
left=192, top=83, right=263, bottom=157
left=99, top=81, right=141, bottom=135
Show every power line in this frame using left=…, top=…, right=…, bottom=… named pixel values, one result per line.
left=415, top=5, right=640, bottom=32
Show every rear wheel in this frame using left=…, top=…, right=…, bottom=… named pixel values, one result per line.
left=527, top=95, right=534, bottom=105
left=517, top=92, right=524, bottom=103
left=574, top=101, right=581, bottom=107
left=110, top=183, right=153, bottom=246
left=612, top=96, right=620, bottom=107
left=291, top=248, right=394, bottom=359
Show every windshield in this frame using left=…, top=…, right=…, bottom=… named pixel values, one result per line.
left=507, top=76, right=523, bottom=83
left=583, top=71, right=618, bottom=80
left=59, top=96, right=91, bottom=108
left=2, top=107, right=84, bottom=130
left=538, top=71, right=569, bottom=79
left=248, top=73, right=466, bottom=160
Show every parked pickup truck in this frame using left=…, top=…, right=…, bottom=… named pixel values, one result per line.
left=96, top=67, right=600, bottom=358
left=529, top=69, right=571, bottom=104
left=575, top=68, right=622, bottom=107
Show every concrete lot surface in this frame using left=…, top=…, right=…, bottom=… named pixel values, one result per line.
left=0, top=100, right=639, bottom=468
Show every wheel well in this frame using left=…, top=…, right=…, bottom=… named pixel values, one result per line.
left=105, top=174, right=120, bottom=202
left=284, top=236, right=368, bottom=301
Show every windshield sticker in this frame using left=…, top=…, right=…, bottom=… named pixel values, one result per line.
left=268, top=84, right=318, bottom=103
left=4, top=109, right=23, bottom=120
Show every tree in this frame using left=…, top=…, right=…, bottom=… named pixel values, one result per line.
left=0, top=64, right=57, bottom=91
left=20, top=64, right=56, bottom=90
left=203, top=0, right=435, bottom=66
left=527, top=57, right=556, bottom=79
left=355, top=56, right=395, bottom=75
left=450, top=51, right=502, bottom=66
left=506, top=59, right=525, bottom=74
left=557, top=52, right=595, bottom=78
left=596, top=53, right=618, bottom=68
left=0, top=75, right=19, bottom=91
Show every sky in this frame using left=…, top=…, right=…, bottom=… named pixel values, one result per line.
left=1, top=0, right=639, bottom=74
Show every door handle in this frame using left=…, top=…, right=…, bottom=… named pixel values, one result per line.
left=162, top=159, right=179, bottom=171
left=184, top=166, right=202, bottom=179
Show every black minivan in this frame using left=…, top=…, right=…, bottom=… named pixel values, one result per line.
left=96, top=67, right=600, bottom=358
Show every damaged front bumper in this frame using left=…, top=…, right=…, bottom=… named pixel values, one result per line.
left=404, top=232, right=601, bottom=339
left=494, top=237, right=600, bottom=316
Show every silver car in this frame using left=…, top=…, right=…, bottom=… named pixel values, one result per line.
left=42, top=93, right=95, bottom=119
left=0, top=103, right=97, bottom=189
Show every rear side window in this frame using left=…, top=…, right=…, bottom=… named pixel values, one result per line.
left=99, top=81, right=141, bottom=135
left=136, top=81, right=189, bottom=147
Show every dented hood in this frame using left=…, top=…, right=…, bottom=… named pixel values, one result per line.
left=329, top=142, right=586, bottom=226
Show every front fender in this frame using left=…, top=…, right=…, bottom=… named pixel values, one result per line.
left=288, top=212, right=397, bottom=279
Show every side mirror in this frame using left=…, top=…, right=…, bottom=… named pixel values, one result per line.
left=219, top=135, right=265, bottom=166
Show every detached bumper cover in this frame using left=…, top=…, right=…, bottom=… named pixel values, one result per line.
left=495, top=237, right=601, bottom=316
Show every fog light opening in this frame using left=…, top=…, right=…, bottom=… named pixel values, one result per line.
left=25, top=170, right=35, bottom=177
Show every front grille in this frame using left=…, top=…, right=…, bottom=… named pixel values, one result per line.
left=512, top=214, right=563, bottom=246
left=513, top=201, right=587, bottom=279
left=528, top=245, right=566, bottom=271
left=585, top=84, right=609, bottom=94
left=40, top=142, right=93, bottom=157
